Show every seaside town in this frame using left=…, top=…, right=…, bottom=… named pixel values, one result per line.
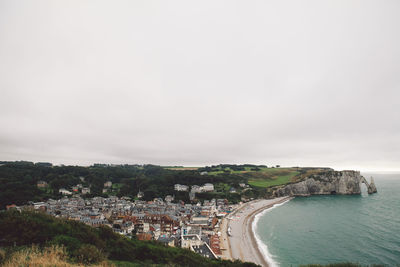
left=6, top=180, right=243, bottom=260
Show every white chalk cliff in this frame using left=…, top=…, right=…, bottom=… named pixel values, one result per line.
left=273, top=170, right=377, bottom=197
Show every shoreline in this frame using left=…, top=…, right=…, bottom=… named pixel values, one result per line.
left=226, top=197, right=292, bottom=267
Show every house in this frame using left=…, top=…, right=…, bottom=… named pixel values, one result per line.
left=143, top=214, right=179, bottom=233
left=191, top=185, right=201, bottom=193
left=137, top=233, right=152, bottom=241
left=181, top=225, right=202, bottom=236
left=191, top=243, right=218, bottom=259
left=174, top=184, right=189, bottom=191
left=165, top=195, right=174, bottom=203
left=149, top=224, right=161, bottom=240
left=37, top=181, right=48, bottom=188
left=190, top=216, right=209, bottom=227
left=104, top=181, right=112, bottom=188
left=157, top=236, right=176, bottom=247
left=81, top=187, right=91, bottom=194
left=113, top=220, right=135, bottom=235
left=181, top=234, right=203, bottom=249
left=202, top=183, right=214, bottom=192
left=209, top=234, right=221, bottom=255
left=59, top=188, right=72, bottom=195
left=229, top=187, right=237, bottom=193
left=33, top=202, right=46, bottom=210
left=200, top=171, right=208, bottom=175
left=137, top=190, right=144, bottom=199
left=6, top=204, right=17, bottom=210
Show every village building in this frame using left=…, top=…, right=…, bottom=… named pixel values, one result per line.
left=59, top=188, right=72, bottom=195
left=81, top=187, right=90, bottom=194
left=174, top=184, right=189, bottom=191
left=104, top=181, right=112, bottom=188
left=37, top=180, right=48, bottom=188
left=202, top=183, right=214, bottom=192
left=191, top=185, right=202, bottom=193
left=14, top=192, right=236, bottom=261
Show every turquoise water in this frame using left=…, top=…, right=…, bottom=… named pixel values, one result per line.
left=256, top=173, right=400, bottom=266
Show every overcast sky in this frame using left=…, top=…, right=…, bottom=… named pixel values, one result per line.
left=0, top=0, right=399, bottom=171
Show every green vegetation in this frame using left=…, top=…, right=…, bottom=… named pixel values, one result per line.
left=200, top=165, right=303, bottom=189
left=0, top=210, right=258, bottom=267
left=203, top=165, right=265, bottom=176
left=0, top=162, right=329, bottom=209
left=246, top=168, right=300, bottom=188
left=0, top=162, right=248, bottom=208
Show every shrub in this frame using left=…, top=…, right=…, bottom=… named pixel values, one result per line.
left=74, top=244, right=105, bottom=264
left=0, top=248, right=6, bottom=264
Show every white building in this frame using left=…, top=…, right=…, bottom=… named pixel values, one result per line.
left=81, top=187, right=91, bottom=194
left=174, top=184, right=189, bottom=191
left=59, top=188, right=72, bottom=195
left=181, top=235, right=203, bottom=249
left=165, top=195, right=174, bottom=202
left=191, top=185, right=202, bottom=193
left=202, top=183, right=214, bottom=192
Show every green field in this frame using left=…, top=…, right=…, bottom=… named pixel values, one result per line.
left=245, top=168, right=300, bottom=188
left=206, top=166, right=301, bottom=188
left=247, top=171, right=300, bottom=187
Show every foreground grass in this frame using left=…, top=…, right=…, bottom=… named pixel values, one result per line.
left=2, top=246, right=113, bottom=267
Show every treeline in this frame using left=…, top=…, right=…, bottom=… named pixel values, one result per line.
left=0, top=162, right=250, bottom=209
left=0, top=210, right=258, bottom=267
left=198, top=164, right=268, bottom=172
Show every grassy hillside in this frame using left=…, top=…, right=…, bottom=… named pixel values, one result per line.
left=0, top=210, right=258, bottom=267
left=245, top=168, right=300, bottom=187
left=1, top=245, right=113, bottom=267
left=205, top=166, right=306, bottom=188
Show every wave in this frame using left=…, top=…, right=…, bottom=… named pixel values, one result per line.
left=252, top=199, right=292, bottom=267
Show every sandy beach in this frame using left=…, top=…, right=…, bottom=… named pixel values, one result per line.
left=225, top=197, right=292, bottom=266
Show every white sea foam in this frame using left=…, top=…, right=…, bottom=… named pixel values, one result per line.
left=252, top=199, right=292, bottom=267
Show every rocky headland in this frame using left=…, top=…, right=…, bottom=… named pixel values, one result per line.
left=273, top=170, right=377, bottom=197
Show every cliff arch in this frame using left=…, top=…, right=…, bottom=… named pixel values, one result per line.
left=360, top=176, right=377, bottom=194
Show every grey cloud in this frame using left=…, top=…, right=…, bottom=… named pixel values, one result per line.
left=0, top=0, right=399, bottom=171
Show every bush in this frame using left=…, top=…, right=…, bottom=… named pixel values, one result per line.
left=0, top=248, right=6, bottom=264
left=74, top=244, right=105, bottom=264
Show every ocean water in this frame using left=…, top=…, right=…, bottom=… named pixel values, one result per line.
left=255, top=173, right=400, bottom=266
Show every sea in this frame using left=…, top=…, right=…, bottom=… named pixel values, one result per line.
left=254, top=173, right=400, bottom=267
